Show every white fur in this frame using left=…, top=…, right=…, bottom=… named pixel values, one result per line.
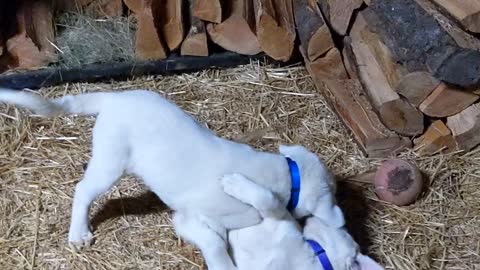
left=1, top=88, right=367, bottom=268
left=174, top=174, right=385, bottom=270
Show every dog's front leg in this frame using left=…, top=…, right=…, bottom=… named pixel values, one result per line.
left=221, top=173, right=287, bottom=220
left=173, top=212, right=238, bottom=270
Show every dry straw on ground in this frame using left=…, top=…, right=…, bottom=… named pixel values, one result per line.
left=0, top=63, right=479, bottom=269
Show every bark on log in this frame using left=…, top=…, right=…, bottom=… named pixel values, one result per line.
left=414, top=120, right=456, bottom=155
left=181, top=0, right=208, bottom=56
left=207, top=0, right=261, bottom=55
left=395, top=71, right=440, bottom=107
left=350, top=13, right=424, bottom=136
left=134, top=0, right=167, bottom=60
left=363, top=0, right=480, bottom=89
left=254, top=0, right=296, bottom=61
left=193, top=0, right=222, bottom=23
left=429, top=0, right=480, bottom=33
left=157, top=0, right=184, bottom=51
left=447, top=103, right=480, bottom=151
left=419, top=83, right=479, bottom=117
left=294, top=0, right=334, bottom=62
left=318, top=0, right=363, bottom=35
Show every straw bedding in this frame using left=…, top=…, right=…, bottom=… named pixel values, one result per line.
left=0, top=63, right=479, bottom=269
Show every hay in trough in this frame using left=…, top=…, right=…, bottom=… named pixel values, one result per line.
left=0, top=63, right=479, bottom=269
left=55, top=12, right=136, bottom=68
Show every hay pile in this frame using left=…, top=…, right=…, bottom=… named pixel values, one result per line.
left=0, top=63, right=479, bottom=269
left=55, top=13, right=136, bottom=68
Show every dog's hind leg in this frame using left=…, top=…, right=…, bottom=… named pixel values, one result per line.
left=68, top=119, right=128, bottom=249
left=173, top=212, right=237, bottom=270
left=221, top=173, right=287, bottom=220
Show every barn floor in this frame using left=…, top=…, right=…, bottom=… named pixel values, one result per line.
left=0, top=63, right=479, bottom=270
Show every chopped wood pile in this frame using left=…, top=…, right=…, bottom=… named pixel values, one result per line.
left=0, top=0, right=480, bottom=157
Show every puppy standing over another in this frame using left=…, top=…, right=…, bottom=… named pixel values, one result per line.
left=1, top=88, right=368, bottom=269
left=174, top=173, right=385, bottom=270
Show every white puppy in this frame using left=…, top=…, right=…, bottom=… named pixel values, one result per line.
left=174, top=174, right=384, bottom=270
left=0, top=88, right=366, bottom=268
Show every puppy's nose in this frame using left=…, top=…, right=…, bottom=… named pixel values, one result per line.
left=82, top=163, right=88, bottom=171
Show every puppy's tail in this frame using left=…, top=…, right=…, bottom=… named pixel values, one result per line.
left=0, top=88, right=106, bottom=117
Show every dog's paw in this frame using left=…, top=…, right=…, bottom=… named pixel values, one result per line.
left=68, top=230, right=94, bottom=250
left=221, top=173, right=246, bottom=197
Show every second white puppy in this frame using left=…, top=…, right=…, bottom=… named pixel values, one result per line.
left=174, top=174, right=385, bottom=270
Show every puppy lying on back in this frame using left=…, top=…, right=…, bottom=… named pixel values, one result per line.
left=174, top=174, right=385, bottom=270
left=2, top=89, right=347, bottom=268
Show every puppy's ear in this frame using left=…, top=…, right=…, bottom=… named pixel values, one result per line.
left=352, top=254, right=384, bottom=270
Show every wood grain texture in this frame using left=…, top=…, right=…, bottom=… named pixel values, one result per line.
left=419, top=83, right=479, bottom=117
left=447, top=103, right=480, bottom=151
left=430, top=0, right=480, bottom=33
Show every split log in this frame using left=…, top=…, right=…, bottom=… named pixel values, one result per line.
left=157, top=0, right=184, bottom=51
left=395, top=71, right=440, bottom=107
left=419, top=83, right=479, bottom=117
left=193, top=0, right=222, bottom=23
left=317, top=0, right=363, bottom=35
left=88, top=0, right=124, bottom=17
left=123, top=0, right=141, bottom=13
left=207, top=0, right=261, bottom=55
left=429, top=0, right=480, bottom=33
left=447, top=103, right=480, bottom=151
left=254, top=0, right=296, bottom=61
left=301, top=45, right=410, bottom=157
left=293, top=0, right=334, bottom=62
left=6, top=1, right=57, bottom=69
left=349, top=13, right=424, bottom=136
left=134, top=1, right=167, bottom=60
left=414, top=120, right=456, bottom=155
left=363, top=0, right=480, bottom=89
left=181, top=0, right=208, bottom=56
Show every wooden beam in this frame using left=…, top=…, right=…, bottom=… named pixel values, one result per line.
left=447, top=103, right=480, bottom=151
left=254, top=0, right=296, bottom=61
left=318, top=0, right=363, bottom=35
left=395, top=71, right=440, bottom=107
left=430, top=0, right=480, bottom=33
left=181, top=0, right=208, bottom=56
left=294, top=0, right=334, bottom=62
left=414, top=120, right=456, bottom=155
left=350, top=13, right=424, bottom=136
left=364, top=0, right=480, bottom=89
left=207, top=0, right=261, bottom=55
left=134, top=0, right=167, bottom=60
left=419, top=83, right=479, bottom=117
left=193, top=0, right=222, bottom=23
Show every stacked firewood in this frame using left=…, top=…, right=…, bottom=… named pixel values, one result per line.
left=1, top=0, right=480, bottom=157
left=303, top=0, right=480, bottom=157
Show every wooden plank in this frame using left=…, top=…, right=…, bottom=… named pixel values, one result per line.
left=294, top=0, right=334, bottom=62
left=181, top=0, right=209, bottom=56
left=193, top=0, right=222, bottom=23
left=318, top=0, right=363, bottom=35
left=254, top=0, right=296, bottom=61
left=430, top=0, right=480, bottom=33
left=419, top=83, right=479, bottom=117
left=447, top=103, right=480, bottom=151
left=207, top=0, right=261, bottom=55
left=414, top=120, right=457, bottom=155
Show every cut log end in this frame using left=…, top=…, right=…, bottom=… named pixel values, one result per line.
left=256, top=14, right=295, bottom=61
left=379, top=98, right=425, bottom=136
left=414, top=120, right=457, bottom=156
left=447, top=103, right=480, bottom=151
left=193, top=0, right=222, bottom=23
left=207, top=19, right=261, bottom=55
left=395, top=71, right=440, bottom=107
left=419, top=83, right=479, bottom=118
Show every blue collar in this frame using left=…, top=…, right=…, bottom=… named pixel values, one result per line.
left=286, top=157, right=301, bottom=211
left=306, top=240, right=334, bottom=270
